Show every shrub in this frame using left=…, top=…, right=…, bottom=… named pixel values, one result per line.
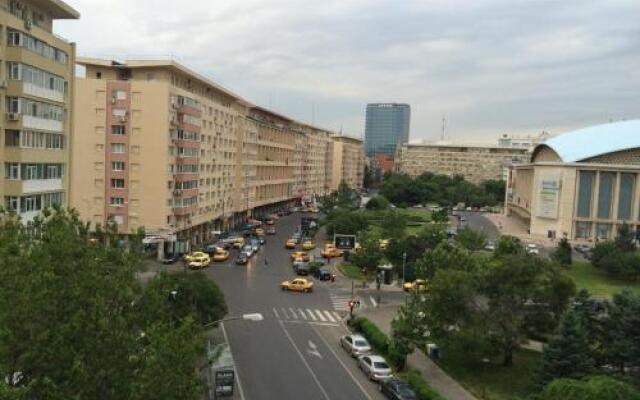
left=406, top=369, right=446, bottom=400
left=350, top=317, right=389, bottom=355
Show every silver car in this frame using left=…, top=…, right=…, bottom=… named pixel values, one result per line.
left=340, top=334, right=371, bottom=357
left=358, top=355, right=392, bottom=381
left=242, top=245, right=254, bottom=257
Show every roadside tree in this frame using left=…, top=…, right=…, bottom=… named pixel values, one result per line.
left=455, top=227, right=487, bottom=251
left=552, top=237, right=572, bottom=266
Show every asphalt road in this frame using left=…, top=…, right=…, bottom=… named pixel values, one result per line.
left=203, top=213, right=387, bottom=400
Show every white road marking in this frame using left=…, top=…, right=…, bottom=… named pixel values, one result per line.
left=289, top=307, right=298, bottom=319
left=298, top=308, right=307, bottom=320
left=323, top=311, right=336, bottom=323
left=315, top=310, right=327, bottom=322
left=281, top=320, right=340, bottom=327
left=279, top=321, right=331, bottom=400
left=370, top=296, right=377, bottom=307
left=307, top=340, right=323, bottom=359
left=273, top=308, right=280, bottom=319
left=306, top=309, right=317, bottom=321
left=308, top=323, right=374, bottom=400
left=281, top=308, right=290, bottom=319
left=220, top=322, right=246, bottom=400
left=332, top=312, right=342, bottom=321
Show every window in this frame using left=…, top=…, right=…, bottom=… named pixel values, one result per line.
left=596, top=223, right=611, bottom=240
left=4, top=163, right=19, bottom=179
left=22, top=196, right=40, bottom=213
left=42, top=192, right=63, bottom=208
left=96, top=71, right=102, bottom=79
left=6, top=97, right=64, bottom=121
left=110, top=197, right=125, bottom=207
left=4, top=196, right=19, bottom=211
left=111, top=143, right=125, bottom=154
left=109, top=215, right=124, bottom=225
left=6, top=29, right=68, bottom=64
left=112, top=108, right=127, bottom=117
left=111, top=161, right=125, bottom=171
left=4, top=130, right=20, bottom=147
left=111, top=125, right=126, bottom=135
left=111, top=179, right=125, bottom=189
left=597, top=172, right=615, bottom=219
left=112, top=90, right=127, bottom=100
left=618, top=173, right=635, bottom=221
left=8, top=63, right=65, bottom=93
left=577, top=171, right=595, bottom=218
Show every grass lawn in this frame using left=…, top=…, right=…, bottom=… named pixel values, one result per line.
left=563, top=261, right=640, bottom=298
left=364, top=207, right=433, bottom=236
left=338, top=263, right=372, bottom=281
left=438, top=348, right=541, bottom=400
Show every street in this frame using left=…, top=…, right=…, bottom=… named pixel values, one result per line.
left=203, top=213, right=391, bottom=400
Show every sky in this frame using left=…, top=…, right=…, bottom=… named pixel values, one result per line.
left=57, top=0, right=640, bottom=143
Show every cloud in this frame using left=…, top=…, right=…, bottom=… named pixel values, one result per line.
left=58, top=0, right=640, bottom=141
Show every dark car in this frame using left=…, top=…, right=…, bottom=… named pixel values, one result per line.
left=293, top=260, right=310, bottom=276
left=161, top=254, right=180, bottom=265
left=205, top=244, right=221, bottom=254
left=379, top=379, right=417, bottom=400
left=235, top=254, right=248, bottom=265
left=314, top=267, right=332, bottom=281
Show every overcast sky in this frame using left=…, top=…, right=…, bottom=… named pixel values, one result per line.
left=57, top=0, right=640, bottom=143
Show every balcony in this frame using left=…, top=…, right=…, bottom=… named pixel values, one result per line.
left=23, top=83, right=65, bottom=103
left=21, top=178, right=63, bottom=194
left=22, top=115, right=64, bottom=132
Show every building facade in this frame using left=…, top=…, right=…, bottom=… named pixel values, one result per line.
left=364, top=103, right=410, bottom=156
left=331, top=135, right=365, bottom=191
left=395, top=141, right=529, bottom=185
left=71, top=58, right=363, bottom=253
left=498, top=131, right=551, bottom=150
left=507, top=120, right=640, bottom=241
left=1, top=0, right=78, bottom=222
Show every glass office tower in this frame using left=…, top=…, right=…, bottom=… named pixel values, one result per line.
left=364, top=103, right=410, bottom=156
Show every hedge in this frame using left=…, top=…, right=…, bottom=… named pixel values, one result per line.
left=349, top=317, right=444, bottom=400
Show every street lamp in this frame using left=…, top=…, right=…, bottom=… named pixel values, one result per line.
left=402, top=251, right=407, bottom=285
left=204, top=313, right=264, bottom=329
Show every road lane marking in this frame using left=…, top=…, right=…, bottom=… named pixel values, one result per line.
left=281, top=320, right=339, bottom=327
left=315, top=310, right=327, bottom=321
left=370, top=296, right=377, bottom=307
left=281, top=308, right=290, bottom=319
left=323, top=311, right=336, bottom=323
left=309, top=323, right=374, bottom=400
left=279, top=321, right=331, bottom=400
left=307, top=340, right=323, bottom=359
left=298, top=308, right=307, bottom=320
left=306, top=309, right=317, bottom=321
left=289, top=307, right=298, bottom=319
left=220, top=322, right=246, bottom=400
left=332, top=312, right=342, bottom=321
left=273, top=308, right=280, bottom=319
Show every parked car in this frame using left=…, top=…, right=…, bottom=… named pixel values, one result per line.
left=403, top=279, right=429, bottom=293
left=161, top=254, right=180, bottom=264
left=267, top=227, right=277, bottom=235
left=280, top=278, right=314, bottom=293
left=526, top=243, right=540, bottom=255
left=357, top=355, right=393, bottom=381
left=235, top=253, right=248, bottom=265
left=340, top=334, right=371, bottom=357
left=574, top=244, right=592, bottom=259
left=322, top=244, right=343, bottom=258
left=379, top=378, right=417, bottom=400
left=242, top=245, right=255, bottom=257
left=484, top=240, right=495, bottom=251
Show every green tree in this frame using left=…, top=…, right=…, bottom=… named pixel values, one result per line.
left=482, top=179, right=506, bottom=206
left=590, top=240, right=617, bottom=266
left=539, top=310, right=594, bottom=386
left=380, top=210, right=408, bottom=240
left=494, top=235, right=524, bottom=256
left=431, top=208, right=449, bottom=223
left=365, top=195, right=389, bottom=210
left=601, top=290, right=640, bottom=374
left=336, top=181, right=357, bottom=209
left=615, top=222, right=636, bottom=252
left=455, top=227, right=487, bottom=251
left=552, top=237, right=573, bottom=266
left=539, top=376, right=640, bottom=400
left=324, top=209, right=369, bottom=237
left=363, top=165, right=374, bottom=189
left=389, top=294, right=427, bottom=370
left=571, top=290, right=604, bottom=365
left=350, top=230, right=384, bottom=275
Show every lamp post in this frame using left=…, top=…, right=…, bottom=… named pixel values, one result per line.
left=402, top=251, right=407, bottom=285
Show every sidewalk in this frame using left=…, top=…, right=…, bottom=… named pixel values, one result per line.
left=358, top=306, right=477, bottom=400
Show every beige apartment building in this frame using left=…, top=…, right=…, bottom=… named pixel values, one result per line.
left=331, top=135, right=365, bottom=191
left=507, top=120, right=640, bottom=241
left=1, top=0, right=78, bottom=221
left=395, top=141, right=529, bottom=185
left=71, top=57, right=363, bottom=254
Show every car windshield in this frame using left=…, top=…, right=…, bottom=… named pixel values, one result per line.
left=354, top=340, right=368, bottom=347
left=373, top=362, right=389, bottom=369
left=396, top=384, right=414, bottom=395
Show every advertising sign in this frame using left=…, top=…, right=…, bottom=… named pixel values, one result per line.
left=537, top=172, right=561, bottom=219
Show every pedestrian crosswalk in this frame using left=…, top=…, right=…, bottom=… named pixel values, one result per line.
left=273, top=307, right=344, bottom=325
left=329, top=292, right=379, bottom=311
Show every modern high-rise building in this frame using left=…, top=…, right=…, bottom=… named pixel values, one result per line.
left=364, top=103, right=410, bottom=156
left=1, top=0, right=79, bottom=222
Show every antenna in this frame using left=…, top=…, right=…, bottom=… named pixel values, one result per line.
left=441, top=113, right=446, bottom=141
left=312, top=102, right=316, bottom=125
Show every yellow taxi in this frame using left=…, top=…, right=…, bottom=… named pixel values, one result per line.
left=213, top=249, right=230, bottom=262
left=379, top=239, right=390, bottom=250
left=322, top=244, right=343, bottom=258
left=302, top=240, right=316, bottom=250
left=255, top=228, right=265, bottom=237
left=281, top=278, right=314, bottom=293
left=403, top=279, right=429, bottom=292
left=184, top=251, right=208, bottom=263
left=285, top=238, right=297, bottom=249
left=232, top=237, right=245, bottom=249
left=188, top=253, right=211, bottom=269
left=290, top=251, right=310, bottom=262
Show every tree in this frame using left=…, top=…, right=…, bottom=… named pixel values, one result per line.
left=323, top=209, right=369, bottom=237
left=380, top=210, right=408, bottom=240
left=482, top=179, right=506, bottom=206
left=601, top=290, right=640, bottom=374
left=539, top=310, right=594, bottom=386
left=363, top=164, right=374, bottom=189
left=389, top=294, right=427, bottom=370
left=539, top=376, right=640, bottom=400
left=615, top=222, right=636, bottom=252
left=350, top=230, right=384, bottom=275
left=431, top=208, right=449, bottom=224
left=455, top=227, right=487, bottom=251
left=365, top=195, right=389, bottom=210
left=494, top=235, right=524, bottom=256
left=552, top=237, right=573, bottom=266
left=336, top=181, right=357, bottom=209
left=0, top=207, right=219, bottom=400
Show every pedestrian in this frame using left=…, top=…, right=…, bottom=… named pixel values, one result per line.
left=264, top=257, right=268, bottom=268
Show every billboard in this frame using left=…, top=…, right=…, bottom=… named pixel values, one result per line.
left=334, top=234, right=356, bottom=250
left=537, top=171, right=561, bottom=219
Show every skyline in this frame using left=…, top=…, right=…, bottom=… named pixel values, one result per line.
left=57, top=0, right=640, bottom=142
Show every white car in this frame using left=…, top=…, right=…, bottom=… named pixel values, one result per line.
left=526, top=244, right=539, bottom=255
left=242, top=245, right=255, bottom=257
left=340, top=334, right=371, bottom=357
left=357, top=355, right=393, bottom=381
left=484, top=241, right=495, bottom=251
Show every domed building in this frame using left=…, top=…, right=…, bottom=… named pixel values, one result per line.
left=506, top=120, right=640, bottom=240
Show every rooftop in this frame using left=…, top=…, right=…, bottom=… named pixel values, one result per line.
left=43, top=0, right=80, bottom=19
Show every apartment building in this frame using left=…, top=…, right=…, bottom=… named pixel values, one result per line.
left=1, top=0, right=78, bottom=221
left=395, top=141, right=529, bottom=185
left=331, top=135, right=365, bottom=191
left=72, top=57, right=364, bottom=254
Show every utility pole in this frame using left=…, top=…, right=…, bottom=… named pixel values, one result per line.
left=402, top=251, right=407, bottom=285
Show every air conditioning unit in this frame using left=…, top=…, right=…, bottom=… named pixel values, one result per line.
left=111, top=98, right=116, bottom=104
left=7, top=112, right=19, bottom=121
